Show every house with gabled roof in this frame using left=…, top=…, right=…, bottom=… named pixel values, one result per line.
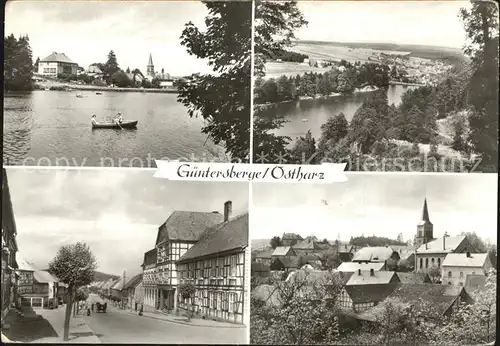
left=395, top=272, right=431, bottom=284
left=282, top=233, right=303, bottom=247
left=269, top=257, right=301, bottom=272
left=337, top=243, right=356, bottom=262
left=337, top=261, right=386, bottom=274
left=271, top=246, right=296, bottom=258
left=292, top=239, right=321, bottom=256
left=352, top=246, right=400, bottom=270
left=356, top=283, right=473, bottom=323
left=416, top=235, right=474, bottom=273
left=441, top=252, right=492, bottom=288
left=252, top=247, right=274, bottom=266
left=123, top=274, right=143, bottom=311
left=38, top=52, right=78, bottom=76
left=150, top=205, right=224, bottom=313
left=339, top=269, right=400, bottom=313
left=176, top=211, right=249, bottom=324
left=142, top=248, right=158, bottom=312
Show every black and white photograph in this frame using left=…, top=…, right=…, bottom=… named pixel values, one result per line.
left=253, top=1, right=498, bottom=173
left=3, top=0, right=251, bottom=167
left=250, top=173, right=497, bottom=345
left=1, top=168, right=249, bottom=343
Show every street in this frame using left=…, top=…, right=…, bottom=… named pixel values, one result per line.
left=82, top=295, right=247, bottom=344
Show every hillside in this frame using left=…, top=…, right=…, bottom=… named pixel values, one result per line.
left=290, top=40, right=466, bottom=64
left=252, top=239, right=271, bottom=250
left=42, top=269, right=120, bottom=282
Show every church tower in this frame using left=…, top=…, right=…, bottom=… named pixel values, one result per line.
left=415, top=198, right=434, bottom=248
left=147, top=53, right=155, bottom=77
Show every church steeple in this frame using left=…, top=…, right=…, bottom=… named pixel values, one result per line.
left=421, top=198, right=430, bottom=223
left=415, top=198, right=434, bottom=248
left=147, top=53, right=155, bottom=77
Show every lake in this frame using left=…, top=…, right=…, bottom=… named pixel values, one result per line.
left=3, top=90, right=221, bottom=167
left=260, top=84, right=413, bottom=141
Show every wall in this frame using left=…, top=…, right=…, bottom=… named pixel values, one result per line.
left=38, top=62, right=58, bottom=76
left=442, top=260, right=491, bottom=287
left=177, top=250, right=246, bottom=324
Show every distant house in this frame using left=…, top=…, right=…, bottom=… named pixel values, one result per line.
left=141, top=248, right=157, bottom=312
left=282, top=233, right=303, bottom=247
left=122, top=274, right=143, bottom=311
left=251, top=262, right=270, bottom=278
left=340, top=270, right=400, bottom=313
left=253, top=247, right=274, bottom=266
left=270, top=257, right=300, bottom=272
left=441, top=252, right=492, bottom=287
left=292, top=239, right=321, bottom=256
left=337, top=243, right=356, bottom=262
left=298, top=254, right=323, bottom=269
left=17, top=255, right=59, bottom=309
left=352, top=246, right=400, bottom=270
left=356, top=284, right=473, bottom=322
left=110, top=278, right=126, bottom=302
left=38, top=52, right=78, bottom=76
left=271, top=246, right=296, bottom=258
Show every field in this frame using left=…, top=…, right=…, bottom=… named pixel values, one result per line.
left=264, top=61, right=331, bottom=79
left=295, top=40, right=465, bottom=62
left=287, top=42, right=400, bottom=63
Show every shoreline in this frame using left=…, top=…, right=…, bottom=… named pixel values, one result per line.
left=255, top=85, right=380, bottom=109
left=37, top=85, right=179, bottom=94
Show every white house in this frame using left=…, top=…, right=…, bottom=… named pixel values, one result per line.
left=38, top=52, right=78, bottom=76
left=441, top=252, right=492, bottom=287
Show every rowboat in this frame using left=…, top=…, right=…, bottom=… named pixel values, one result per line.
left=76, top=93, right=83, bottom=98
left=96, top=92, right=102, bottom=95
left=92, top=120, right=138, bottom=129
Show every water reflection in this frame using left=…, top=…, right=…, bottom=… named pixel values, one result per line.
left=3, top=90, right=220, bottom=167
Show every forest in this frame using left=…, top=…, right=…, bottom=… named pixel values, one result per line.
left=254, top=61, right=390, bottom=104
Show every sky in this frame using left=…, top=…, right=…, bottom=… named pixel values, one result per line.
left=252, top=173, right=498, bottom=245
left=6, top=168, right=248, bottom=278
left=295, top=1, right=472, bottom=48
left=4, top=0, right=212, bottom=76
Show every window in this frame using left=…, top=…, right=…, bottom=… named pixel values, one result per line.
left=472, top=271, right=475, bottom=275
left=448, top=281, right=451, bottom=285
left=459, top=272, right=464, bottom=278
left=425, top=258, right=429, bottom=268
left=431, top=258, right=435, bottom=265
left=448, top=271, right=452, bottom=278
left=437, top=258, right=441, bottom=267
left=459, top=282, right=463, bottom=286
left=420, top=258, right=423, bottom=269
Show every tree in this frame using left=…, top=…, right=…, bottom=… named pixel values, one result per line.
left=270, top=236, right=282, bottom=249
left=178, top=282, right=196, bottom=321
left=253, top=1, right=308, bottom=162
left=250, top=272, right=342, bottom=344
left=177, top=2, right=251, bottom=162
left=289, top=130, right=318, bottom=164
left=110, top=70, right=131, bottom=88
left=459, top=2, right=499, bottom=171
left=438, top=269, right=497, bottom=344
left=318, top=113, right=349, bottom=154
left=428, top=265, right=441, bottom=283
left=34, top=56, right=40, bottom=72
left=4, top=34, right=34, bottom=91
left=103, top=50, right=120, bottom=83
left=126, top=67, right=130, bottom=73
left=48, top=243, right=97, bottom=341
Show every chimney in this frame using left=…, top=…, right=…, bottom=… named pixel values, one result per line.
left=358, top=269, right=361, bottom=276
left=370, top=269, right=375, bottom=276
left=224, top=201, right=232, bottom=222
left=466, top=252, right=471, bottom=258
left=443, top=236, right=446, bottom=250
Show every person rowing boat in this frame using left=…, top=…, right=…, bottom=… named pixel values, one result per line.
left=114, top=112, right=123, bottom=125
